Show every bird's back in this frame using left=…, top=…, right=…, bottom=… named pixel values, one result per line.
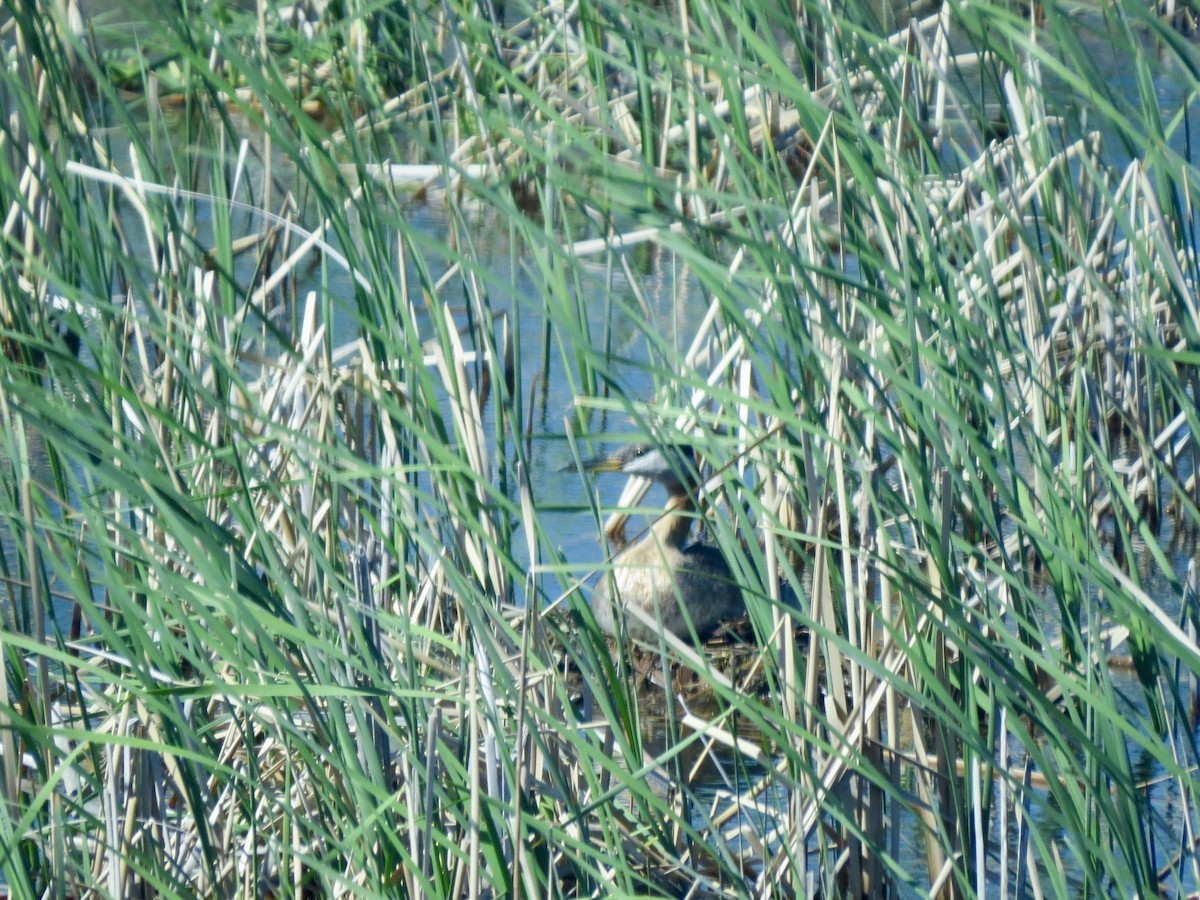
left=592, top=539, right=745, bottom=642
left=676, top=542, right=746, bottom=635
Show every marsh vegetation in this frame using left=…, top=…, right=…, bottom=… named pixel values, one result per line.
left=3, top=0, right=1200, bottom=896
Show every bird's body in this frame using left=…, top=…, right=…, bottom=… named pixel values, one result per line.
left=585, top=444, right=745, bottom=643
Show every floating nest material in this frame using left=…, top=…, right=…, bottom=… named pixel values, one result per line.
left=549, top=612, right=807, bottom=714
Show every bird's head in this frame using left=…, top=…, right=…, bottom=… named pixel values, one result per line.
left=581, top=443, right=700, bottom=494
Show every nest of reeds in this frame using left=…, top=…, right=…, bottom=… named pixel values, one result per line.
left=620, top=615, right=767, bottom=706
left=549, top=611, right=807, bottom=715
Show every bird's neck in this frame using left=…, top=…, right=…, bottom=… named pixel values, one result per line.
left=653, top=493, right=695, bottom=549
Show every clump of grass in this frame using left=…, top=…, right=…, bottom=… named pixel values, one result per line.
left=3, top=0, right=1200, bottom=896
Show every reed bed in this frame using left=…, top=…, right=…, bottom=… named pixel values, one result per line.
left=1, top=0, right=1200, bottom=896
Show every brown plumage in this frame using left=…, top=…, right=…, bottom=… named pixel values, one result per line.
left=584, top=444, right=745, bottom=643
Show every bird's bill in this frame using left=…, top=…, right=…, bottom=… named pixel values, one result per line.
left=579, top=454, right=627, bottom=473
